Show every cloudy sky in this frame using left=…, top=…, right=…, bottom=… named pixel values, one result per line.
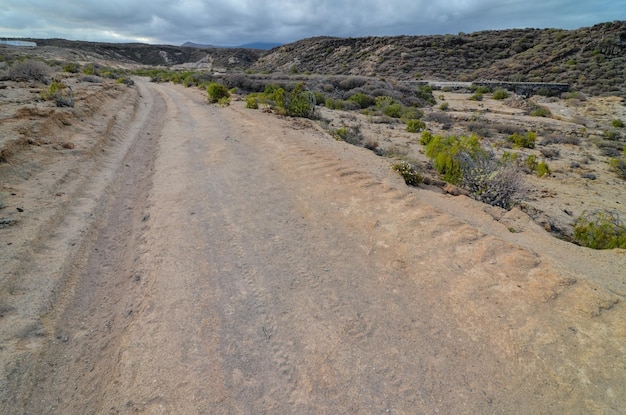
left=1, top=1, right=624, bottom=46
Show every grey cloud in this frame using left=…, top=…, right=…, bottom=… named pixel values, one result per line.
left=0, top=0, right=623, bottom=45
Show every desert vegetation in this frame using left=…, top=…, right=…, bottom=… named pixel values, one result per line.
left=2, top=22, right=625, bottom=250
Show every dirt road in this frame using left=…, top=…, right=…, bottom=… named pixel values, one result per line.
left=4, top=80, right=625, bottom=414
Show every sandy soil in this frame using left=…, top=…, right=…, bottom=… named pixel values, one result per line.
left=1, top=78, right=625, bottom=414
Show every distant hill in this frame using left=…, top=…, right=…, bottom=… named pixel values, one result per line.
left=251, top=21, right=626, bottom=96
left=181, top=41, right=214, bottom=48
left=18, top=38, right=264, bottom=69
left=238, top=42, right=282, bottom=50
left=182, top=41, right=281, bottom=50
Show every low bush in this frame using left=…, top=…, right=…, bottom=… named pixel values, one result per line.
left=459, top=150, right=524, bottom=209
left=492, top=88, right=509, bottom=100
left=603, top=130, right=622, bottom=141
left=338, top=76, right=367, bottom=90
left=420, top=130, right=434, bottom=145
left=535, top=161, right=551, bottom=177
left=207, top=82, right=230, bottom=103
left=392, top=161, right=422, bottom=186
left=332, top=125, right=363, bottom=145
left=540, top=135, right=580, bottom=146
left=400, top=107, right=423, bottom=121
left=245, top=95, right=259, bottom=109
left=597, top=141, right=624, bottom=157
left=530, top=104, right=551, bottom=117
left=325, top=98, right=346, bottom=110
left=40, top=80, right=74, bottom=107
left=383, top=103, right=404, bottom=118
left=425, top=112, right=453, bottom=126
left=7, top=60, right=50, bottom=82
left=439, top=102, right=449, bottom=111
left=612, top=119, right=625, bottom=128
left=424, top=134, right=483, bottom=184
left=472, top=85, right=491, bottom=94
left=406, top=119, right=426, bottom=133
left=573, top=210, right=626, bottom=249
left=416, top=85, right=436, bottom=105
left=382, top=145, right=409, bottom=158
left=82, top=63, right=100, bottom=76
left=508, top=131, right=537, bottom=149
left=63, top=62, right=80, bottom=73
left=469, top=92, right=483, bottom=101
left=609, top=157, right=626, bottom=179
left=540, top=148, right=560, bottom=159
left=285, top=84, right=316, bottom=118
left=348, top=93, right=375, bottom=109
left=218, top=96, right=231, bottom=107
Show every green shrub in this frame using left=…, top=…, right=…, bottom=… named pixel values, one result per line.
left=392, top=161, right=422, bottom=186
left=535, top=161, right=551, bottom=177
left=245, top=95, right=259, bottom=109
left=612, top=119, right=624, bottom=128
left=406, top=119, right=426, bottom=133
left=400, top=107, right=423, bottom=121
left=383, top=103, right=403, bottom=118
left=609, top=157, right=626, bottom=179
left=420, top=130, right=434, bottom=145
left=332, top=125, right=363, bottom=145
left=218, top=96, right=231, bottom=106
left=530, top=105, right=551, bottom=117
left=207, top=82, right=230, bottom=103
left=313, top=92, right=326, bottom=106
left=116, top=77, right=134, bottom=86
left=40, top=80, right=63, bottom=100
left=325, top=98, right=345, bottom=110
left=285, top=83, right=316, bottom=118
left=348, top=93, right=375, bottom=109
left=63, top=62, right=80, bottom=73
left=492, top=88, right=509, bottom=100
left=82, top=63, right=99, bottom=76
left=508, top=131, right=537, bottom=149
left=470, top=92, right=483, bottom=101
left=473, top=85, right=491, bottom=94
left=416, top=85, right=436, bottom=105
left=501, top=151, right=518, bottom=163
left=424, top=134, right=483, bottom=184
left=40, top=80, right=73, bottom=107
left=573, top=210, right=626, bottom=249
left=439, top=102, right=449, bottom=111
left=524, top=154, right=538, bottom=172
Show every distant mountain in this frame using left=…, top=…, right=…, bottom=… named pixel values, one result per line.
left=182, top=41, right=214, bottom=48
left=182, top=41, right=281, bottom=50
left=238, top=42, right=282, bottom=50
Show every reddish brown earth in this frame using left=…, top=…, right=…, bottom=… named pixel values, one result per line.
left=1, top=79, right=625, bottom=414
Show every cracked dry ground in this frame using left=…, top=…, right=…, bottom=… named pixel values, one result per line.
left=1, top=80, right=625, bottom=414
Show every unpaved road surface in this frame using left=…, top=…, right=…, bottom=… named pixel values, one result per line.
left=2, top=80, right=625, bottom=414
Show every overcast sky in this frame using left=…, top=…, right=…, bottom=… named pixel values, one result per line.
left=1, top=1, right=624, bottom=46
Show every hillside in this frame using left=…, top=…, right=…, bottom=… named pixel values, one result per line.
left=4, top=21, right=626, bottom=96
left=15, top=38, right=263, bottom=70
left=252, top=21, right=626, bottom=96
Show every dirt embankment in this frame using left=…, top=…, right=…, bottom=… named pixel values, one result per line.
left=1, top=80, right=625, bottom=414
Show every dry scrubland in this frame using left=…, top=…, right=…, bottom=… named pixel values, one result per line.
left=1, top=26, right=626, bottom=412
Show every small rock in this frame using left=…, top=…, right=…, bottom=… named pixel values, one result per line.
left=443, top=183, right=470, bottom=197
left=0, top=218, right=19, bottom=228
